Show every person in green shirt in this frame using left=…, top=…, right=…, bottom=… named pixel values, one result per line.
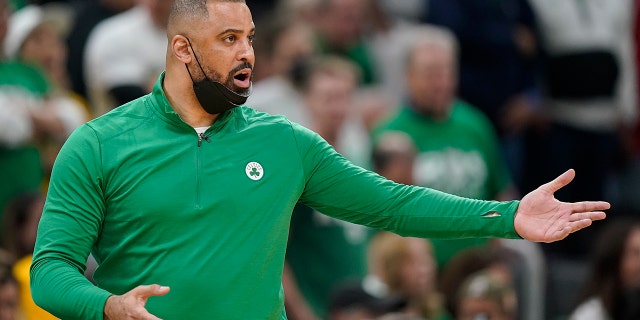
left=30, top=1, right=609, bottom=319
left=371, top=25, right=519, bottom=270
left=0, top=0, right=49, bottom=228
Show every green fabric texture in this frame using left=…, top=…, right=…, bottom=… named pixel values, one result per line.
left=31, top=74, right=520, bottom=319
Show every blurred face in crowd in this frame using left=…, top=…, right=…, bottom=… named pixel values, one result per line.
left=19, top=22, right=67, bottom=82
left=271, top=21, right=314, bottom=77
left=405, top=43, right=457, bottom=121
left=305, top=69, right=357, bottom=133
left=184, top=1, right=255, bottom=96
left=620, top=227, right=640, bottom=289
left=315, top=0, right=367, bottom=49
left=398, top=238, right=437, bottom=298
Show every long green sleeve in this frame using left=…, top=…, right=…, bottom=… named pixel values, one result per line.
left=295, top=121, right=521, bottom=239
left=31, top=125, right=111, bottom=319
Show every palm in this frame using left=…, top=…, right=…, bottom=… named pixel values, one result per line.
left=514, top=169, right=609, bottom=243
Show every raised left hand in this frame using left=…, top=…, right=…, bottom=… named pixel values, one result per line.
left=514, top=169, right=609, bottom=242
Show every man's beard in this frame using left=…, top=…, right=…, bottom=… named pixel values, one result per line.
left=206, top=61, right=253, bottom=96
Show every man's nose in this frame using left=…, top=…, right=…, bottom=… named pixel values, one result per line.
left=237, top=39, right=254, bottom=61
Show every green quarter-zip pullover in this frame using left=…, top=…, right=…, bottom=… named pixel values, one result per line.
left=31, top=73, right=520, bottom=319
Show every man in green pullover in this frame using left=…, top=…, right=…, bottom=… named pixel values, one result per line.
left=30, top=1, right=609, bottom=319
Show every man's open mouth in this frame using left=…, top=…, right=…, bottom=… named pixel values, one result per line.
left=233, top=69, right=252, bottom=88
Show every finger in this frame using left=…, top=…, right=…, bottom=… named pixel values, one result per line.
left=571, top=201, right=611, bottom=213
left=540, top=169, right=575, bottom=193
left=569, top=211, right=607, bottom=222
left=565, top=219, right=593, bottom=236
left=133, top=284, right=171, bottom=298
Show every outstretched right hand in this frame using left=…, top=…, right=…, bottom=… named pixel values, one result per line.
left=104, top=284, right=170, bottom=320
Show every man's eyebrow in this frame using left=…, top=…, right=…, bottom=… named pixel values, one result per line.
left=217, top=27, right=256, bottom=36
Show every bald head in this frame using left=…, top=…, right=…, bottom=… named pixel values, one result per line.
left=167, top=0, right=245, bottom=36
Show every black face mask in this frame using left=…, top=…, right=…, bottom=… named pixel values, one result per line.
left=184, top=39, right=252, bottom=114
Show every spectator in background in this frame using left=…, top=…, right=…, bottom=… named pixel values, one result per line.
left=247, top=9, right=314, bottom=123
left=365, top=231, right=449, bottom=320
left=569, top=217, right=640, bottom=320
left=5, top=4, right=89, bottom=175
left=6, top=3, right=70, bottom=90
left=372, top=25, right=518, bottom=270
left=250, top=9, right=313, bottom=82
left=0, top=0, right=79, bottom=223
left=524, top=0, right=636, bottom=226
left=284, top=56, right=372, bottom=320
left=438, top=246, right=522, bottom=320
left=524, top=1, right=637, bottom=317
left=0, top=0, right=45, bottom=221
left=65, top=0, right=135, bottom=100
left=424, top=0, right=540, bottom=186
left=455, top=270, right=517, bottom=320
left=84, top=0, right=172, bottom=115
left=299, top=56, right=370, bottom=167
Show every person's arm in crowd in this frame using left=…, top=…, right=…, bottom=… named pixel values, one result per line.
left=293, top=123, right=608, bottom=242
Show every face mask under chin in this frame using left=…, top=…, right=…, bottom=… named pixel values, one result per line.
left=188, top=67, right=252, bottom=114
left=183, top=38, right=252, bottom=115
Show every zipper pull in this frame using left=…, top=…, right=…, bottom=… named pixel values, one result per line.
left=197, top=132, right=210, bottom=147
left=198, top=132, right=211, bottom=147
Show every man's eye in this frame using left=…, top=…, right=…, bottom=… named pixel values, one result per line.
left=224, top=35, right=236, bottom=43
left=248, top=35, right=255, bottom=44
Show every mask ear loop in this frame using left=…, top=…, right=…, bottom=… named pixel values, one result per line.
left=183, top=36, right=210, bottom=81
left=184, top=63, right=197, bottom=82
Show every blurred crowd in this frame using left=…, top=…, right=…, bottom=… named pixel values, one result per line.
left=1, top=0, right=640, bottom=319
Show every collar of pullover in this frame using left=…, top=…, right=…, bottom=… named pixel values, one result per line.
left=149, top=71, right=235, bottom=132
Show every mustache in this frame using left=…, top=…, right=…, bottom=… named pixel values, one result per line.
left=229, top=61, right=253, bottom=76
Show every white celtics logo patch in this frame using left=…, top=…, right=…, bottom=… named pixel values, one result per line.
left=245, top=162, right=264, bottom=181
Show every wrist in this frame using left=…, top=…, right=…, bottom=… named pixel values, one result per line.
left=103, top=295, right=118, bottom=320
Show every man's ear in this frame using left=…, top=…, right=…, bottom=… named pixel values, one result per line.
left=172, top=35, right=192, bottom=63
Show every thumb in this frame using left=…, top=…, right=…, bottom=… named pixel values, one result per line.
left=133, top=284, right=171, bottom=299
left=540, top=169, right=575, bottom=194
